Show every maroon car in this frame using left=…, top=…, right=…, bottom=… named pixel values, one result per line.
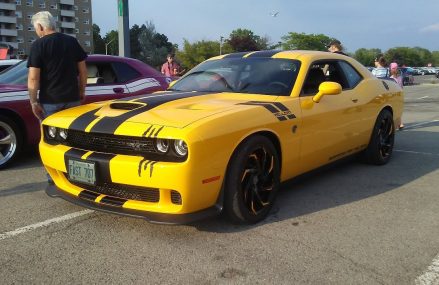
left=0, top=55, right=171, bottom=169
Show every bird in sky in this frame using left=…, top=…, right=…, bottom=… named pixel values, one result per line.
left=270, top=11, right=279, bottom=17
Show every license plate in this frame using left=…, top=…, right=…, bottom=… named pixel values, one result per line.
left=68, top=160, right=96, bottom=185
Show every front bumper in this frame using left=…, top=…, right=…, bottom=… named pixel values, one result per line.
left=46, top=183, right=221, bottom=225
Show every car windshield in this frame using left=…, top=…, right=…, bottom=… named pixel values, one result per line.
left=171, top=58, right=301, bottom=96
left=0, top=60, right=28, bottom=85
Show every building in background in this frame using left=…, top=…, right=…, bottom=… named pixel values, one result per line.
left=0, top=0, right=93, bottom=58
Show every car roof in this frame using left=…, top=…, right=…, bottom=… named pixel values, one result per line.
left=209, top=50, right=372, bottom=78
left=0, top=59, right=22, bottom=66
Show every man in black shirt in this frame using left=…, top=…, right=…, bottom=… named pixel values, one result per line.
left=27, top=11, right=87, bottom=120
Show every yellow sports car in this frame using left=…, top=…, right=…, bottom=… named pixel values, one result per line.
left=40, top=50, right=403, bottom=224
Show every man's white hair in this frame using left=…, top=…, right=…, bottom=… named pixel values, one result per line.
left=31, top=11, right=56, bottom=30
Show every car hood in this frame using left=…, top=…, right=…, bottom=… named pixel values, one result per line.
left=45, top=91, right=273, bottom=132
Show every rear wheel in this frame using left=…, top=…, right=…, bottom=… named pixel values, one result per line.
left=0, top=115, right=23, bottom=169
left=363, top=109, right=394, bottom=165
left=224, top=135, right=280, bottom=224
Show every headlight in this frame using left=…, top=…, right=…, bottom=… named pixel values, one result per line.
left=156, top=139, right=169, bottom=153
left=174, top=140, right=188, bottom=156
left=59, top=128, right=68, bottom=140
left=48, top=126, right=57, bottom=138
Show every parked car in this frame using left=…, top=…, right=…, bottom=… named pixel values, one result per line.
left=0, top=59, right=21, bottom=72
left=411, top=68, right=423, bottom=76
left=399, top=67, right=414, bottom=85
left=40, top=50, right=404, bottom=224
left=0, top=55, right=171, bottom=169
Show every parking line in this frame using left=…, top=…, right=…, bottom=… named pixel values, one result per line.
left=402, top=120, right=439, bottom=130
left=0, top=210, right=94, bottom=241
left=394, top=150, right=439, bottom=156
left=419, top=96, right=430, bottom=99
left=415, top=253, right=439, bottom=285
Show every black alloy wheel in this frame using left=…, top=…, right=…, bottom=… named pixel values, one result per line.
left=363, top=109, right=395, bottom=165
left=0, top=115, right=23, bottom=169
left=224, top=135, right=280, bottom=224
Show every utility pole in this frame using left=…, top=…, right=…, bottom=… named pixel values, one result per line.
left=117, top=0, right=130, bottom=57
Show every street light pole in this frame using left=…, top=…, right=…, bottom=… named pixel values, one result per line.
left=105, top=38, right=115, bottom=55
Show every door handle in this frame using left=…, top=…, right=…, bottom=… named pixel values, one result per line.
left=351, top=98, right=358, bottom=103
left=113, top=87, right=124, bottom=93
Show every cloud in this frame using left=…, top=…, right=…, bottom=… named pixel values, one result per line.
left=420, top=23, right=439, bottom=33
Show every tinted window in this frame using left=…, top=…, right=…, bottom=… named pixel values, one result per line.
left=339, top=61, right=362, bottom=88
left=302, top=61, right=349, bottom=95
left=112, top=62, right=141, bottom=83
left=172, top=58, right=301, bottom=96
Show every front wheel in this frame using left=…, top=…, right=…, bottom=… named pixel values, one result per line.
left=223, top=135, right=280, bottom=224
left=362, top=109, right=395, bottom=165
left=0, top=115, right=23, bottom=169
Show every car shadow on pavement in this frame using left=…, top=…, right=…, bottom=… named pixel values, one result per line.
left=194, top=128, right=439, bottom=233
left=4, top=147, right=42, bottom=171
left=0, top=181, right=46, bottom=197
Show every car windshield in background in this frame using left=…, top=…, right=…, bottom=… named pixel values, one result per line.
left=0, top=60, right=28, bottom=85
left=171, top=58, right=301, bottom=96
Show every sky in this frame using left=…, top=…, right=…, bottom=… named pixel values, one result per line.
left=91, top=0, right=439, bottom=53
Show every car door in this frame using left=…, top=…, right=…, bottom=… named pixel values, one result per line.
left=298, top=60, right=365, bottom=172
left=84, top=61, right=130, bottom=104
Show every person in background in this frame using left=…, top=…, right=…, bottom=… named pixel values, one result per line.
left=161, top=53, right=181, bottom=77
left=389, top=62, right=403, bottom=88
left=372, top=55, right=388, bottom=78
left=389, top=62, right=404, bottom=129
left=327, top=40, right=348, bottom=56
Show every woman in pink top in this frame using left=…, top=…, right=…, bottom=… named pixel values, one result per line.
left=390, top=62, right=404, bottom=129
left=161, top=54, right=181, bottom=77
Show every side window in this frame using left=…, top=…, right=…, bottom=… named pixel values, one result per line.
left=96, top=63, right=117, bottom=84
left=112, top=62, right=141, bottom=83
left=339, top=61, right=362, bottom=89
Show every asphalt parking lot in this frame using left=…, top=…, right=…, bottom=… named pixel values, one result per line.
left=1, top=78, right=439, bottom=284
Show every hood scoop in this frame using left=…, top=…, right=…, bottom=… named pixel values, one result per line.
left=109, top=102, right=146, bottom=110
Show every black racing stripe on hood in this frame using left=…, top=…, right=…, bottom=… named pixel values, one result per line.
left=68, top=108, right=100, bottom=131
left=222, top=52, right=250, bottom=58
left=89, top=91, right=213, bottom=134
left=246, top=50, right=281, bottom=58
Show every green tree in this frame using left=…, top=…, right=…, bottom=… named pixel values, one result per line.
left=137, top=21, right=175, bottom=68
left=176, top=39, right=231, bottom=70
left=227, top=28, right=269, bottom=52
left=92, top=24, right=105, bottom=54
left=354, top=48, right=382, bottom=66
left=281, top=32, right=334, bottom=51
left=385, top=47, right=422, bottom=66
left=432, top=51, right=439, bottom=66
left=130, top=24, right=144, bottom=59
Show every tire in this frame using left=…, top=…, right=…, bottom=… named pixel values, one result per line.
left=0, top=115, right=23, bottom=169
left=223, top=135, right=280, bottom=224
left=362, top=109, right=394, bottom=165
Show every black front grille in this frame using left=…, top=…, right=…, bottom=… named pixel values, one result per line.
left=71, top=181, right=160, bottom=203
left=66, top=130, right=157, bottom=156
